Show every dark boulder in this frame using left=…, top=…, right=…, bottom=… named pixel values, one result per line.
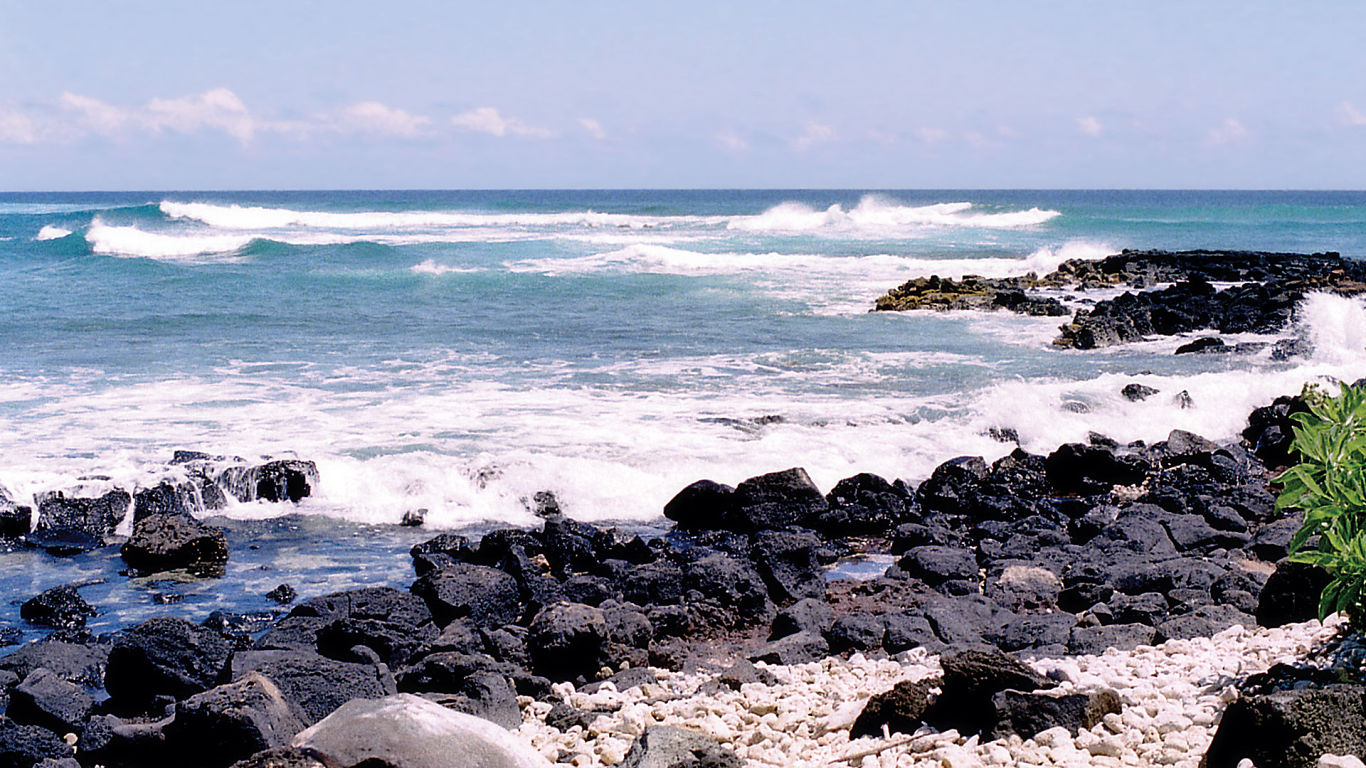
left=131, top=482, right=196, bottom=521
left=1045, top=443, right=1148, bottom=495
left=728, top=468, right=828, bottom=531
left=19, top=584, right=96, bottom=630
left=8, top=668, right=96, bottom=734
left=120, top=513, right=229, bottom=575
left=411, top=564, right=521, bottom=628
left=751, top=530, right=824, bottom=603
left=1204, top=684, right=1366, bottom=768
left=987, top=689, right=1122, bottom=740
left=663, top=480, right=735, bottom=531
left=167, top=673, right=309, bottom=768
left=229, top=649, right=392, bottom=725
left=916, top=456, right=988, bottom=514
left=898, top=546, right=977, bottom=586
left=528, top=603, right=607, bottom=682
left=0, top=718, right=73, bottom=768
left=426, top=671, right=521, bottom=729
left=819, top=473, right=912, bottom=536
left=1257, top=561, right=1333, bottom=628
left=882, top=612, right=942, bottom=654
left=988, top=612, right=1078, bottom=653
left=1248, top=516, right=1303, bottom=562
left=939, top=648, right=1050, bottom=699
left=770, top=598, right=834, bottom=640
left=315, top=616, right=433, bottom=666
left=828, top=614, right=886, bottom=654
left=681, top=553, right=772, bottom=625
left=1068, top=623, right=1156, bottom=655
left=1175, top=336, right=1226, bottom=354
left=850, top=679, right=935, bottom=739
left=0, top=639, right=109, bottom=688
left=35, top=487, right=130, bottom=539
left=104, top=617, right=234, bottom=707
left=717, top=660, right=777, bottom=690
left=265, top=584, right=297, bottom=605
left=619, top=726, right=741, bottom=768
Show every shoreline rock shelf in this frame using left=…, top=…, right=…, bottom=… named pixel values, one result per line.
left=0, top=387, right=1359, bottom=767
left=872, top=249, right=1366, bottom=351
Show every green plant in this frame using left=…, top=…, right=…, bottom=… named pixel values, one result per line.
left=1278, top=382, right=1366, bottom=630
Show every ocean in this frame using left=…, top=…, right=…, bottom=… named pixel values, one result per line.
left=2, top=189, right=1366, bottom=632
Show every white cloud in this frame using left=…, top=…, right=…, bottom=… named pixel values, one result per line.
left=789, top=121, right=834, bottom=151
left=0, top=109, right=39, bottom=143
left=715, top=132, right=748, bottom=151
left=1338, top=101, right=1366, bottom=127
left=146, top=88, right=255, bottom=142
left=60, top=92, right=131, bottom=134
left=334, top=101, right=432, bottom=137
left=1205, top=117, right=1249, bottom=145
left=1077, top=115, right=1103, bottom=137
left=578, top=117, right=606, bottom=140
left=451, top=107, right=553, bottom=138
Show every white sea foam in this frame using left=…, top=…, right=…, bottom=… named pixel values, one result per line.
left=726, top=196, right=1061, bottom=234
left=35, top=225, right=72, bottom=241
left=86, top=219, right=255, bottom=261
left=160, top=201, right=703, bottom=231
left=410, top=259, right=479, bottom=275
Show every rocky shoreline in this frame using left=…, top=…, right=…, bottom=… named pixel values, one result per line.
left=0, top=380, right=1357, bottom=768
left=873, top=249, right=1366, bottom=351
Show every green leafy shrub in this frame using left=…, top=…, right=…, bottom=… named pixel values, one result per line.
left=1278, top=382, right=1366, bottom=630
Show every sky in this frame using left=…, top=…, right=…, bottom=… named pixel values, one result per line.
left=2, top=1, right=1365, bottom=190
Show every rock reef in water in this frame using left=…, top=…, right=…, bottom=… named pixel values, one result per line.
left=873, top=248, right=1366, bottom=350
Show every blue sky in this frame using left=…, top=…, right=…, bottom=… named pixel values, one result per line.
left=2, top=1, right=1365, bottom=189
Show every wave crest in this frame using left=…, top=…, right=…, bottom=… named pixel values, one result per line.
left=86, top=219, right=254, bottom=261
left=727, top=196, right=1060, bottom=234
left=36, top=225, right=73, bottom=241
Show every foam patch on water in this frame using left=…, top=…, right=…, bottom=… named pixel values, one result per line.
left=35, top=225, right=72, bottom=241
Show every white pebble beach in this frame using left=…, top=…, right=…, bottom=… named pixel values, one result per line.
left=518, top=616, right=1347, bottom=768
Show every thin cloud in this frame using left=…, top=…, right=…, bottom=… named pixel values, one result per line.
left=0, top=109, right=39, bottom=144
left=1077, top=115, right=1103, bottom=137
left=789, top=121, right=834, bottom=152
left=1206, top=117, right=1248, bottom=145
left=578, top=117, right=607, bottom=140
left=915, top=127, right=949, bottom=144
left=451, top=107, right=553, bottom=138
left=59, top=88, right=256, bottom=143
left=334, top=102, right=432, bottom=138
left=1339, top=101, right=1366, bottom=127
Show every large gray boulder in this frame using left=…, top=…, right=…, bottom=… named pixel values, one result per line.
left=120, top=513, right=229, bottom=574
left=291, top=694, right=550, bottom=768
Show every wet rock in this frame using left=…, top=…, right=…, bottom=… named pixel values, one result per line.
left=400, top=508, right=427, bottom=527
left=104, top=616, right=234, bottom=708
left=8, top=667, right=96, bottom=734
left=0, top=485, right=31, bottom=538
left=19, top=527, right=100, bottom=557
left=19, top=584, right=96, bottom=630
left=851, top=678, right=935, bottom=739
left=662, top=480, right=735, bottom=531
left=818, top=473, right=912, bottom=536
left=34, top=487, right=130, bottom=539
left=219, top=460, right=319, bottom=504
left=1204, top=684, right=1366, bottom=768
left=411, top=564, right=521, bottom=628
left=265, top=584, right=297, bottom=605
left=1258, top=561, right=1334, bottom=628
left=120, top=513, right=229, bottom=574
left=291, top=694, right=551, bottom=768
left=1045, top=443, right=1148, bottom=495
left=132, top=481, right=196, bottom=521
left=915, top=456, right=988, bottom=514
left=528, top=602, right=606, bottom=682
left=229, top=649, right=393, bottom=725
left=619, top=725, right=741, bottom=768
left=1121, top=383, right=1159, bottom=401
left=1176, top=336, right=1227, bottom=354
left=987, top=689, right=1122, bottom=740
left=167, top=672, right=309, bottom=768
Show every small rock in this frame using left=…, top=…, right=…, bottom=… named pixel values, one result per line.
left=1122, top=383, right=1159, bottom=402
left=851, top=679, right=935, bottom=739
left=619, top=725, right=741, bottom=768
left=400, top=508, right=427, bottom=527
left=120, top=513, right=229, bottom=575
left=265, top=584, right=298, bottom=605
left=20, top=584, right=96, bottom=630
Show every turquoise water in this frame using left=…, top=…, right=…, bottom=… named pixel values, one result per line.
left=2, top=190, right=1366, bottom=534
